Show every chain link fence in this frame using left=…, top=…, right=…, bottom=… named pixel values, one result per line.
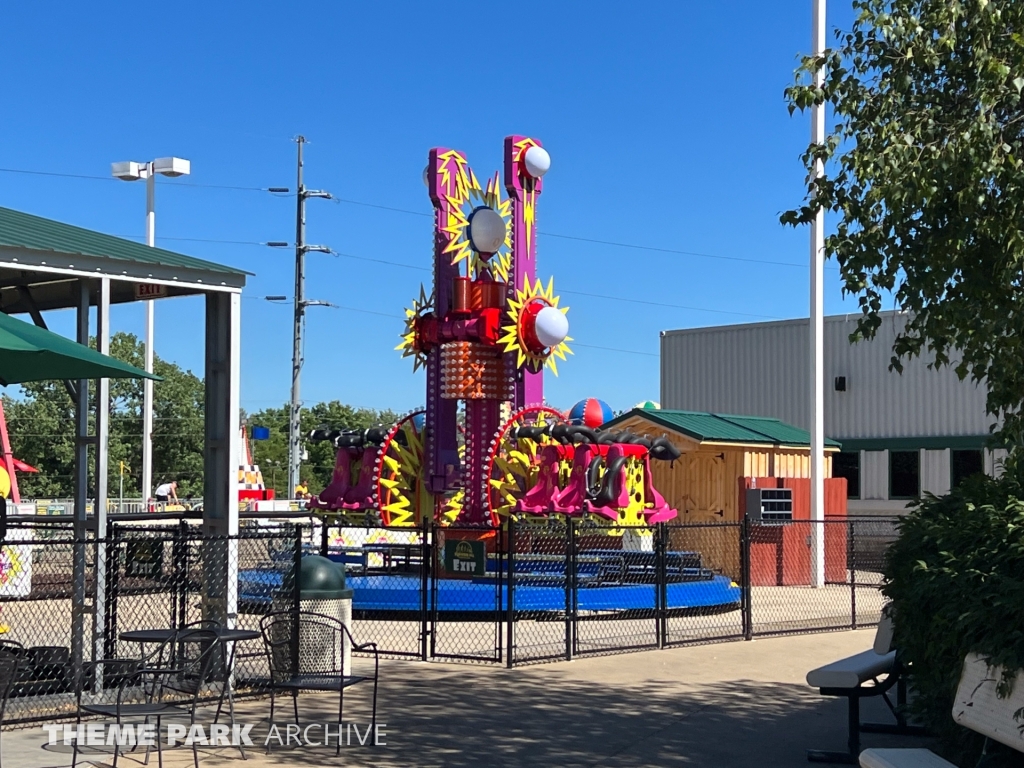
left=1, top=514, right=900, bottom=725
left=1, top=519, right=304, bottom=725
left=746, top=519, right=892, bottom=636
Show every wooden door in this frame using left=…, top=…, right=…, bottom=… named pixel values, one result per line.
left=672, top=453, right=739, bottom=580
left=679, top=452, right=726, bottom=523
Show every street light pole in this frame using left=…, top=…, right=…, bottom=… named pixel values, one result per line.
left=112, top=156, right=191, bottom=504
left=810, top=0, right=827, bottom=588
left=143, top=163, right=157, bottom=504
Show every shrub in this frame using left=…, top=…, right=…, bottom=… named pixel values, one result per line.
left=883, top=460, right=1024, bottom=765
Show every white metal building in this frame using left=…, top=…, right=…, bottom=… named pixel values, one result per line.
left=660, top=311, right=1002, bottom=515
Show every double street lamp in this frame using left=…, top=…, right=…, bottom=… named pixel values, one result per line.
left=111, top=157, right=191, bottom=503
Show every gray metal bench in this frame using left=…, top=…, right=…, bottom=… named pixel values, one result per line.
left=859, top=652, right=1024, bottom=768
left=807, top=612, right=925, bottom=763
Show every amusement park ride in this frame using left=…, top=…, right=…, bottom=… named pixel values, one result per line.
left=307, top=136, right=681, bottom=534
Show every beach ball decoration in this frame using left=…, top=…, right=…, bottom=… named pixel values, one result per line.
left=634, top=400, right=661, bottom=410
left=568, top=398, right=614, bottom=428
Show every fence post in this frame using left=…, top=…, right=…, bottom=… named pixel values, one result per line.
left=656, top=522, right=667, bottom=649
left=104, top=524, right=120, bottom=660
left=741, top=517, right=753, bottom=641
left=178, top=520, right=191, bottom=630
left=494, top=520, right=504, bottom=663
left=420, top=517, right=430, bottom=662
left=506, top=515, right=515, bottom=669
left=291, top=523, right=302, bottom=676
left=849, top=519, right=857, bottom=630
left=429, top=522, right=439, bottom=659
left=170, top=521, right=185, bottom=630
left=565, top=518, right=575, bottom=662
left=320, top=520, right=329, bottom=558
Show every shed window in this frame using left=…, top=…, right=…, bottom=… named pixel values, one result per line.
left=951, top=449, right=985, bottom=488
left=889, top=451, right=920, bottom=499
left=832, top=452, right=860, bottom=499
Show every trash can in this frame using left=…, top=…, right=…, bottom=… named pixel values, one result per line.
left=273, top=555, right=354, bottom=676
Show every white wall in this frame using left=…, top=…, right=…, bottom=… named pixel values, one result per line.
left=921, top=449, right=950, bottom=497
left=986, top=448, right=1008, bottom=478
left=861, top=450, right=888, bottom=500
left=661, top=311, right=993, bottom=440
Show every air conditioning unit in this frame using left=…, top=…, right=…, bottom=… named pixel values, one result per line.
left=745, top=488, right=793, bottom=524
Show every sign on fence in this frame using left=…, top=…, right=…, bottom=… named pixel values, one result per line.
left=0, top=527, right=33, bottom=597
left=443, top=540, right=485, bottom=576
left=125, top=540, right=164, bottom=578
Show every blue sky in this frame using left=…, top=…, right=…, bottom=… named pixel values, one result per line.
left=0, top=1, right=859, bottom=416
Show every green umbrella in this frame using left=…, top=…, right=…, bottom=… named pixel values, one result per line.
left=0, top=311, right=159, bottom=385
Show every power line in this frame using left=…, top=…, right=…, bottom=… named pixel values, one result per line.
left=573, top=343, right=658, bottom=358
left=0, top=165, right=824, bottom=270
left=328, top=195, right=818, bottom=269
left=542, top=231, right=808, bottom=269
left=332, top=197, right=429, bottom=218
left=324, top=249, right=781, bottom=320
left=0, top=167, right=283, bottom=193
left=558, top=289, right=781, bottom=319
left=334, top=250, right=429, bottom=271
left=117, top=234, right=271, bottom=247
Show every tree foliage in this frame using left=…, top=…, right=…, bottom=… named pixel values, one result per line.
left=783, top=0, right=1024, bottom=444
left=245, top=402, right=400, bottom=497
left=883, top=460, right=1024, bottom=765
left=1, top=331, right=401, bottom=500
left=3, top=332, right=205, bottom=498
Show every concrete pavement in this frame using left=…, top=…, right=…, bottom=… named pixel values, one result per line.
left=3, top=629, right=930, bottom=767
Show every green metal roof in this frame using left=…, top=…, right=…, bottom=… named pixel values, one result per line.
left=604, top=408, right=842, bottom=448
left=0, top=207, right=249, bottom=277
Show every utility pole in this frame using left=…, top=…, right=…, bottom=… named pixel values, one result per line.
left=288, top=136, right=332, bottom=498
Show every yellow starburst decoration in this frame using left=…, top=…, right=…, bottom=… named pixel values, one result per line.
left=488, top=407, right=564, bottom=520
left=376, top=412, right=463, bottom=526
left=498, top=276, right=573, bottom=375
left=395, top=284, right=432, bottom=371
left=512, top=137, right=541, bottom=259
left=439, top=168, right=513, bottom=281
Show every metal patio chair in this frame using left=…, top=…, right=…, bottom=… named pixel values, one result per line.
left=72, top=627, right=220, bottom=768
left=260, top=610, right=379, bottom=755
left=0, top=640, right=24, bottom=768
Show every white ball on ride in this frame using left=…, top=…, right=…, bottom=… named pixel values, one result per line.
left=468, top=206, right=505, bottom=253
left=523, top=145, right=551, bottom=178
left=535, top=306, right=569, bottom=348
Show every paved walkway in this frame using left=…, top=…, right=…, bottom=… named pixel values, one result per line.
left=3, top=630, right=929, bottom=767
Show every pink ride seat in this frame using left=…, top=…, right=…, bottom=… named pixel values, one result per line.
left=342, top=446, right=378, bottom=510
left=516, top=445, right=564, bottom=515
left=551, top=444, right=599, bottom=515
left=310, top=447, right=355, bottom=510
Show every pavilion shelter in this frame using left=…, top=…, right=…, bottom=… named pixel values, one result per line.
left=0, top=206, right=247, bottom=688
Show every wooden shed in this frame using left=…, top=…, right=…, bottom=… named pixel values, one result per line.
left=602, top=409, right=845, bottom=582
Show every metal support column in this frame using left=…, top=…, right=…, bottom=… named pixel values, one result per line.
left=203, top=291, right=241, bottom=632
left=71, top=279, right=91, bottom=690
left=92, top=278, right=110, bottom=693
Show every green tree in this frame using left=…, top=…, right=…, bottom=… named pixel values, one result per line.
left=2, top=332, right=205, bottom=498
left=246, top=402, right=401, bottom=497
left=783, top=0, right=1024, bottom=444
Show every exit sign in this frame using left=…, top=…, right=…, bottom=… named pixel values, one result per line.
left=135, top=283, right=168, bottom=300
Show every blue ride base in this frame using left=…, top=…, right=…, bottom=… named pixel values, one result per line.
left=239, top=569, right=741, bottom=621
